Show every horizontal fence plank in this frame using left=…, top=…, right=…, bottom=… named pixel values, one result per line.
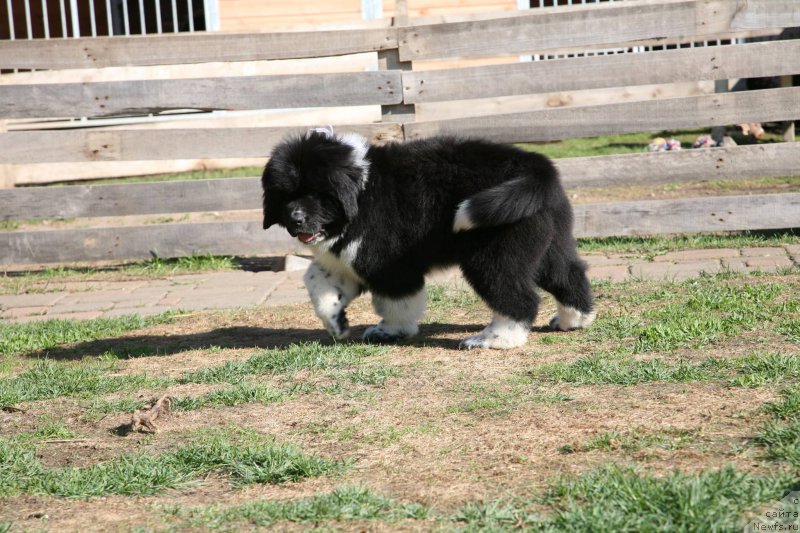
left=403, top=40, right=800, bottom=104
left=557, top=143, right=800, bottom=189
left=0, top=123, right=403, bottom=164
left=0, top=28, right=397, bottom=70
left=3, top=194, right=798, bottom=264
left=0, top=222, right=303, bottom=265
left=3, top=143, right=798, bottom=221
left=399, top=0, right=799, bottom=61
left=1, top=72, right=403, bottom=119
left=573, top=193, right=800, bottom=238
left=405, top=87, right=800, bottom=143
left=0, top=178, right=263, bottom=221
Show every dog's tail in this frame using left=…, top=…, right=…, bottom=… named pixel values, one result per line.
left=452, top=162, right=561, bottom=233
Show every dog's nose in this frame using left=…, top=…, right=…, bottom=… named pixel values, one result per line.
left=290, top=208, right=306, bottom=226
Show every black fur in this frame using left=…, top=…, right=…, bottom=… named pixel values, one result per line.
left=262, top=132, right=594, bottom=333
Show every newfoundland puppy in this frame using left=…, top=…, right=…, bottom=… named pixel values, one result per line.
left=261, top=131, right=594, bottom=349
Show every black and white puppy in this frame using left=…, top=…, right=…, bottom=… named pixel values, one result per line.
left=261, top=131, right=595, bottom=349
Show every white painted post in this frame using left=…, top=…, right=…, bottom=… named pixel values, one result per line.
left=361, top=0, right=382, bottom=20
left=518, top=0, right=533, bottom=62
left=204, top=0, right=220, bottom=31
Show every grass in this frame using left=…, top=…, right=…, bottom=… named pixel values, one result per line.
left=0, top=312, right=178, bottom=357
left=559, top=428, right=696, bottom=454
left=0, top=358, right=170, bottom=407
left=174, top=465, right=797, bottom=531
left=172, top=382, right=293, bottom=411
left=535, top=351, right=800, bottom=387
left=535, top=465, right=796, bottom=532
left=575, top=277, right=793, bottom=355
left=450, top=466, right=796, bottom=531
left=178, top=342, right=388, bottom=384
left=173, top=485, right=429, bottom=529
left=577, top=230, right=800, bottom=257
left=54, top=166, right=263, bottom=187
left=0, top=428, right=341, bottom=498
left=520, top=128, right=789, bottom=159
left=756, top=388, right=800, bottom=467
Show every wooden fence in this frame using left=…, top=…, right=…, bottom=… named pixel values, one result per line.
left=1, top=0, right=799, bottom=265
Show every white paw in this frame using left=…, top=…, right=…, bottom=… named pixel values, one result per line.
left=549, top=305, right=596, bottom=331
left=460, top=314, right=529, bottom=350
left=363, top=323, right=417, bottom=343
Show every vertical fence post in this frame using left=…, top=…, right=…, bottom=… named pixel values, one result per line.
left=780, top=75, right=796, bottom=142
left=378, top=49, right=414, bottom=126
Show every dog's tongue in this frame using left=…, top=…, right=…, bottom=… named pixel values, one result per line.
left=298, top=233, right=317, bottom=244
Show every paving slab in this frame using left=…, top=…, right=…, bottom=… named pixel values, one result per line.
left=0, top=292, right=68, bottom=308
left=630, top=260, right=722, bottom=280
left=652, top=248, right=740, bottom=262
left=740, top=247, right=789, bottom=258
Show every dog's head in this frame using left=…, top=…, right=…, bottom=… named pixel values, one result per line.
left=261, top=131, right=370, bottom=246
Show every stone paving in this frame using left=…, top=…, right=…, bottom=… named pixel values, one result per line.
left=1, top=246, right=798, bottom=324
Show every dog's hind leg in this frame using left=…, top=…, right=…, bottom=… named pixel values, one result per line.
left=457, top=224, right=546, bottom=349
left=304, top=262, right=362, bottom=340
left=536, top=245, right=596, bottom=331
left=363, top=286, right=427, bottom=344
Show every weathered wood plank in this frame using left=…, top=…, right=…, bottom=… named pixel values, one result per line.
left=0, top=72, right=403, bottom=119
left=3, top=193, right=798, bottom=264
left=573, top=193, right=800, bottom=238
left=0, top=178, right=263, bottom=221
left=405, top=87, right=800, bottom=143
left=0, top=123, right=403, bottom=164
left=398, top=0, right=798, bottom=61
left=2, top=142, right=798, bottom=221
left=557, top=143, right=800, bottom=190
left=403, top=40, right=800, bottom=103
left=0, top=221, right=303, bottom=265
left=0, top=28, right=397, bottom=70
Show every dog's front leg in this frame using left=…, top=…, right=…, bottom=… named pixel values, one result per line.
left=304, top=262, right=361, bottom=340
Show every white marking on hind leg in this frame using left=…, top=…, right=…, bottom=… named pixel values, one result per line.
left=364, top=287, right=427, bottom=342
left=460, top=313, right=529, bottom=350
left=549, top=303, right=596, bottom=331
left=452, top=199, right=476, bottom=233
left=304, top=262, right=361, bottom=339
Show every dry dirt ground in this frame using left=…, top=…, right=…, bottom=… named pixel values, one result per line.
left=1, top=271, right=798, bottom=531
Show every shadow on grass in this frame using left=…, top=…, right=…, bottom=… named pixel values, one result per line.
left=23, top=322, right=501, bottom=360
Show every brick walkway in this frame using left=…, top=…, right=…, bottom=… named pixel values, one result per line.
left=1, top=246, right=798, bottom=324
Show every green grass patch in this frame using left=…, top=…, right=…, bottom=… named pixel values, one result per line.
left=0, top=428, right=341, bottom=498
left=172, top=382, right=293, bottom=411
left=424, top=284, right=482, bottom=323
left=0, top=358, right=170, bottom=407
left=521, top=128, right=789, bottom=159
left=0, top=312, right=177, bottom=357
left=577, top=231, right=800, bottom=257
left=451, top=466, right=796, bottom=531
left=172, top=485, right=429, bottom=530
left=755, top=388, right=800, bottom=467
left=559, top=428, right=696, bottom=455
left=178, top=342, right=388, bottom=384
left=580, top=277, right=791, bottom=355
left=535, top=351, right=800, bottom=387
left=126, top=254, right=237, bottom=276
left=57, top=166, right=262, bottom=186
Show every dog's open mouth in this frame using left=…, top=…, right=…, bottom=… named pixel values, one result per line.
left=297, top=232, right=323, bottom=244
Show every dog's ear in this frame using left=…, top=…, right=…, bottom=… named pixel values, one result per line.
left=329, top=170, right=360, bottom=220
left=262, top=190, right=282, bottom=229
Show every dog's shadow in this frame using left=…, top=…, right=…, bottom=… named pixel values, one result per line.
left=23, top=322, right=549, bottom=361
